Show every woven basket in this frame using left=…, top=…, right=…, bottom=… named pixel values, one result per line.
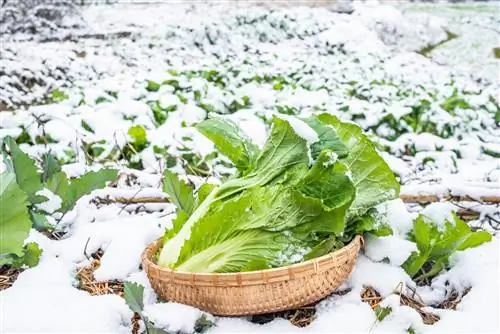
left=142, top=235, right=363, bottom=316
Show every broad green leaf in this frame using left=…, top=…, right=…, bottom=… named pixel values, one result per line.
left=302, top=117, right=348, bottom=160
left=0, top=171, right=32, bottom=256
left=123, top=281, right=144, bottom=313
left=213, top=116, right=310, bottom=201
left=413, top=215, right=432, bottom=253
left=317, top=114, right=400, bottom=216
left=41, top=153, right=61, bottom=183
left=163, top=170, right=195, bottom=214
left=196, top=117, right=259, bottom=173
left=458, top=230, right=492, bottom=250
left=60, top=169, right=118, bottom=213
left=4, top=137, right=43, bottom=203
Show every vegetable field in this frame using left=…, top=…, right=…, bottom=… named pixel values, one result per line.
left=1, top=2, right=499, bottom=334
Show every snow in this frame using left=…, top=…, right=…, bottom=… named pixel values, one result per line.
left=418, top=239, right=500, bottom=333
left=1, top=1, right=499, bottom=334
left=0, top=257, right=132, bottom=333
left=35, top=188, right=62, bottom=213
left=364, top=234, right=418, bottom=266
left=144, top=303, right=214, bottom=333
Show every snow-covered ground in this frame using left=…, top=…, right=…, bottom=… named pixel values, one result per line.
left=1, top=2, right=499, bottom=334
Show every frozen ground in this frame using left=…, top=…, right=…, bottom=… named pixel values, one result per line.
left=0, top=2, right=499, bottom=334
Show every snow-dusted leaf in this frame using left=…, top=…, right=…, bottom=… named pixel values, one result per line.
left=316, top=114, right=400, bottom=216
left=196, top=117, right=259, bottom=173
left=64, top=169, right=118, bottom=213
left=402, top=213, right=492, bottom=278
left=4, top=137, right=43, bottom=203
left=123, top=281, right=145, bottom=314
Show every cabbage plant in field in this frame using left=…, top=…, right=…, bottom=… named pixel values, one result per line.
left=157, top=113, right=400, bottom=273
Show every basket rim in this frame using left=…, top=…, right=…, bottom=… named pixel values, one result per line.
left=142, top=234, right=363, bottom=279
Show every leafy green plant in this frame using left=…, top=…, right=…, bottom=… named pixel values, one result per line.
left=402, top=213, right=492, bottom=281
left=1, top=138, right=118, bottom=268
left=156, top=114, right=399, bottom=273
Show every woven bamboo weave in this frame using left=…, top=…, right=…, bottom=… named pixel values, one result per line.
left=142, top=235, right=363, bottom=316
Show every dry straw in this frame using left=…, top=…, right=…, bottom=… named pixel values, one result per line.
left=142, top=235, right=363, bottom=316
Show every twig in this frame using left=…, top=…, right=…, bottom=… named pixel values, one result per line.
left=400, top=194, right=500, bottom=204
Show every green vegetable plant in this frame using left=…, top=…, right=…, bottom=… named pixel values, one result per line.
left=156, top=113, right=399, bottom=273
left=402, top=213, right=492, bottom=282
left=0, top=137, right=118, bottom=268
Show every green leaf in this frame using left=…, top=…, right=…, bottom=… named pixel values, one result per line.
left=4, top=137, right=43, bottom=203
left=345, top=211, right=392, bottom=238
left=212, top=115, right=310, bottom=201
left=458, top=230, right=492, bottom=250
left=146, top=80, right=161, bottom=92
left=317, top=114, right=400, bottom=216
left=302, top=117, right=348, bottom=160
left=45, top=171, right=70, bottom=206
left=375, top=305, right=392, bottom=321
left=128, top=125, right=148, bottom=151
left=162, top=170, right=195, bottom=214
left=0, top=171, right=32, bottom=257
left=402, top=250, right=431, bottom=278
left=41, top=153, right=61, bottom=183
left=194, top=314, right=215, bottom=333
left=52, top=169, right=117, bottom=213
left=123, top=281, right=144, bottom=313
left=402, top=213, right=492, bottom=278
left=196, top=117, right=259, bottom=173
left=413, top=215, right=432, bottom=253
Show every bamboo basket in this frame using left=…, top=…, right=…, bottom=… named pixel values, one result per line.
left=141, top=235, right=363, bottom=316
